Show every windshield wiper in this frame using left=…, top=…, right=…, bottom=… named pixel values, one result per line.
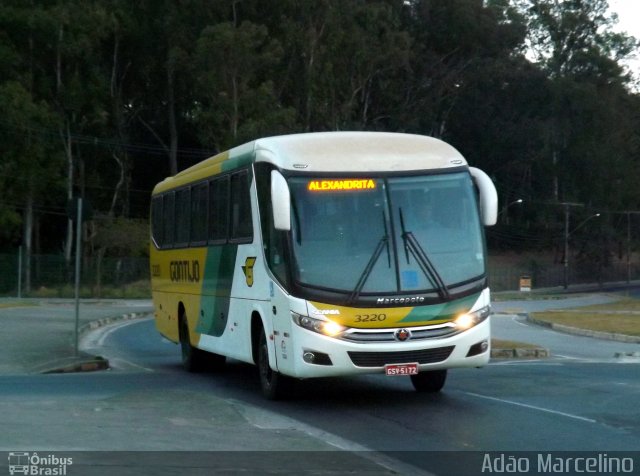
left=398, top=208, right=450, bottom=300
left=347, top=212, right=390, bottom=304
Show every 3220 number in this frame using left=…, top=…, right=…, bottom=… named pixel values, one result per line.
left=354, top=313, right=387, bottom=322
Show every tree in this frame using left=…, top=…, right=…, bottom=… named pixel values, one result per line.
left=194, top=16, right=295, bottom=151
left=0, top=82, right=63, bottom=291
left=516, top=0, right=638, bottom=203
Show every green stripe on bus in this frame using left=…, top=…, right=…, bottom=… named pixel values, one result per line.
left=222, top=149, right=255, bottom=172
left=197, top=244, right=239, bottom=337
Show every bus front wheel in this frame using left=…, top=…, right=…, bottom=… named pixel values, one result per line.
left=410, top=369, right=447, bottom=393
left=258, top=329, right=291, bottom=400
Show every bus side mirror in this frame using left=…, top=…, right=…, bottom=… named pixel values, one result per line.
left=271, top=170, right=291, bottom=231
left=469, top=167, right=498, bottom=226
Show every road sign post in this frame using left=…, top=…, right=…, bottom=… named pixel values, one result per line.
left=74, top=198, right=83, bottom=357
left=17, top=245, right=23, bottom=299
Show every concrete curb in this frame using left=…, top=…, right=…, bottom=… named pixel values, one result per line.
left=35, top=311, right=153, bottom=374
left=490, top=313, right=550, bottom=359
left=490, top=347, right=550, bottom=359
left=37, top=355, right=110, bottom=374
left=526, top=314, right=640, bottom=344
left=77, top=311, right=152, bottom=337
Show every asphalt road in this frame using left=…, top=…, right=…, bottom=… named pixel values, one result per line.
left=2, top=296, right=639, bottom=475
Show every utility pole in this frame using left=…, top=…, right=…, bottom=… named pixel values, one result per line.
left=561, top=202, right=583, bottom=290
left=559, top=202, right=601, bottom=290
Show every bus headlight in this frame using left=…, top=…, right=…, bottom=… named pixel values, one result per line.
left=292, top=312, right=347, bottom=337
left=454, top=306, right=491, bottom=330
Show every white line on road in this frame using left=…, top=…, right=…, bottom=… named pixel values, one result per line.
left=229, top=398, right=435, bottom=476
left=490, top=360, right=563, bottom=366
left=510, top=316, right=531, bottom=328
left=555, top=354, right=585, bottom=361
left=106, top=358, right=154, bottom=372
left=464, top=391, right=597, bottom=424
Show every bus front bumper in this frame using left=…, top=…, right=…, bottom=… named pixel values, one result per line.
left=283, top=318, right=491, bottom=379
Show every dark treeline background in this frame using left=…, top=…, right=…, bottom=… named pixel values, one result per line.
left=1, top=0, right=639, bottom=292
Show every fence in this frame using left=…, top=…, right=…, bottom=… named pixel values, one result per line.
left=488, top=251, right=640, bottom=291
left=0, top=252, right=149, bottom=298
left=1, top=250, right=638, bottom=298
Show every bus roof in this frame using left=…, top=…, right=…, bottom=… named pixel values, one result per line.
left=152, top=132, right=467, bottom=194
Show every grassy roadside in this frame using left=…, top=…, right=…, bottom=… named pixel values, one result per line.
left=0, top=301, right=35, bottom=309
left=530, top=298, right=640, bottom=337
left=492, top=291, right=591, bottom=301
left=492, top=339, right=540, bottom=350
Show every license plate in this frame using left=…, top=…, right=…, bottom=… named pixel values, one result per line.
left=385, top=363, right=418, bottom=376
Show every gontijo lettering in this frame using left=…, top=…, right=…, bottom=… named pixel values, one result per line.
left=307, top=179, right=376, bottom=191
left=170, top=260, right=200, bottom=282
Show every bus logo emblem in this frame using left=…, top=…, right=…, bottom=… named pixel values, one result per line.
left=242, top=257, right=257, bottom=287
left=394, top=329, right=411, bottom=342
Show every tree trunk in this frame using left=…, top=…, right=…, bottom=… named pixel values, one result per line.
left=167, top=61, right=179, bottom=175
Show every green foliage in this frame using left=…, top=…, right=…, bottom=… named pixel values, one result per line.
left=90, top=216, right=149, bottom=258
left=0, top=0, right=638, bottom=273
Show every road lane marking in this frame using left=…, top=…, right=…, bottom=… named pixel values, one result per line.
left=490, top=360, right=563, bottom=366
left=556, top=354, right=585, bottom=360
left=229, top=398, right=435, bottom=476
left=107, top=358, right=154, bottom=372
left=464, top=391, right=597, bottom=424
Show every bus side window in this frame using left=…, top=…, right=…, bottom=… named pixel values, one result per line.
left=190, top=182, right=208, bottom=245
left=175, top=188, right=191, bottom=247
left=230, top=170, right=253, bottom=242
left=151, top=196, right=163, bottom=248
left=162, top=191, right=175, bottom=248
left=209, top=177, right=229, bottom=243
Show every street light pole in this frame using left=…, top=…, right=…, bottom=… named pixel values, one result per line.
left=498, top=199, right=524, bottom=226
left=563, top=208, right=601, bottom=289
left=560, top=202, right=583, bottom=290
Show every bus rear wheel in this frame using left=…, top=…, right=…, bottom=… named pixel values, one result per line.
left=179, top=315, right=207, bottom=373
left=410, top=369, right=447, bottom=393
left=258, top=328, right=291, bottom=400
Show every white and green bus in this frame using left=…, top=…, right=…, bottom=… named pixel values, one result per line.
left=150, top=132, right=498, bottom=399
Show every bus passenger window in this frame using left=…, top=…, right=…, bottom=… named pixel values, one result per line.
left=175, top=188, right=191, bottom=246
left=162, top=192, right=175, bottom=248
left=190, top=182, right=208, bottom=244
left=209, top=177, right=229, bottom=243
left=151, top=196, right=163, bottom=247
left=230, top=171, right=253, bottom=242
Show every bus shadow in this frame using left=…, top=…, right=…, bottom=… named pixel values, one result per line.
left=194, top=359, right=453, bottom=408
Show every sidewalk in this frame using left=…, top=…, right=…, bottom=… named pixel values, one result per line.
left=0, top=298, right=426, bottom=474
left=0, top=298, right=153, bottom=374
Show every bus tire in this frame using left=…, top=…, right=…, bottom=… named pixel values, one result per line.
left=179, top=314, right=207, bottom=373
left=410, top=369, right=447, bottom=393
left=258, top=328, right=291, bottom=400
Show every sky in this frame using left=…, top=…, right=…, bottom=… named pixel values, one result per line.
left=608, top=0, right=640, bottom=83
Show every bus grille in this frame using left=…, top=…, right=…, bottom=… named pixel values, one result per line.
left=342, top=325, right=459, bottom=342
left=347, top=346, right=455, bottom=367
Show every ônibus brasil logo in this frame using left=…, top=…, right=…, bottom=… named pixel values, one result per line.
left=8, top=452, right=73, bottom=475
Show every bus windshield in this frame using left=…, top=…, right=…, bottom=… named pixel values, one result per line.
left=288, top=172, right=485, bottom=296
